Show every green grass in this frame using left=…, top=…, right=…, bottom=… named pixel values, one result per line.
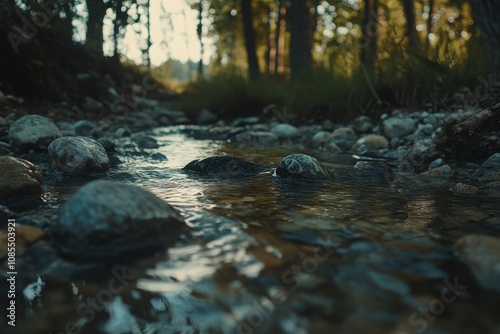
left=177, top=40, right=495, bottom=123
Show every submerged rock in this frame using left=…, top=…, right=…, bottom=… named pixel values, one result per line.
left=48, top=136, right=110, bottom=174
left=183, top=156, right=265, bottom=178
left=276, top=154, right=332, bottom=180
left=53, top=180, right=187, bottom=258
left=0, top=156, right=42, bottom=201
left=233, top=131, right=279, bottom=147
left=8, top=115, right=62, bottom=148
left=455, top=234, right=500, bottom=292
left=352, top=161, right=395, bottom=184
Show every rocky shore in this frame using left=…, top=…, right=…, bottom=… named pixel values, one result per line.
left=1, top=100, right=500, bottom=292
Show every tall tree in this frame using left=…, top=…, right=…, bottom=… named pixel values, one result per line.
left=402, top=0, right=419, bottom=53
left=197, top=0, right=204, bottom=80
left=290, top=0, right=312, bottom=79
left=360, top=0, right=379, bottom=71
left=85, top=0, right=107, bottom=56
left=241, top=0, right=260, bottom=79
left=274, top=0, right=287, bottom=75
left=469, top=0, right=500, bottom=73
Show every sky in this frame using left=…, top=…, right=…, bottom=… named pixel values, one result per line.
left=77, top=0, right=213, bottom=66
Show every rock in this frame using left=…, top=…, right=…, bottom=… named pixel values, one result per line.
left=478, top=172, right=500, bottom=184
left=81, top=96, right=103, bottom=113
left=409, top=123, right=434, bottom=141
left=232, top=116, right=260, bottom=127
left=271, top=123, right=300, bottom=139
left=482, top=181, right=500, bottom=197
left=233, top=131, right=279, bottom=147
left=428, top=158, right=445, bottom=170
left=473, top=153, right=500, bottom=179
left=73, top=120, right=101, bottom=138
left=0, top=224, right=45, bottom=259
left=455, top=234, right=500, bottom=292
left=132, top=135, right=159, bottom=149
left=197, top=109, right=217, bottom=124
left=310, top=131, right=331, bottom=148
left=0, top=141, right=12, bottom=155
left=150, top=152, right=167, bottom=161
left=53, top=181, right=187, bottom=257
left=0, top=156, right=42, bottom=201
left=325, top=127, right=357, bottom=152
left=353, top=116, right=373, bottom=133
left=382, top=117, right=417, bottom=140
left=324, top=141, right=342, bottom=154
left=183, top=156, right=265, bottom=178
left=0, top=116, right=7, bottom=127
left=114, top=127, right=131, bottom=138
left=97, top=139, right=116, bottom=153
left=322, top=119, right=335, bottom=131
left=449, top=183, right=480, bottom=196
left=352, top=161, right=394, bottom=184
left=276, top=154, right=332, bottom=180
left=48, top=136, right=110, bottom=174
left=0, top=89, right=6, bottom=102
left=351, top=135, right=389, bottom=155
left=8, top=115, right=62, bottom=148
left=56, top=121, right=76, bottom=136
left=405, top=139, right=437, bottom=171
left=420, top=165, right=453, bottom=178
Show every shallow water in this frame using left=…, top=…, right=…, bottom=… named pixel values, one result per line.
left=3, top=126, right=500, bottom=334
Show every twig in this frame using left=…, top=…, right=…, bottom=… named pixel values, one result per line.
left=453, top=102, right=500, bottom=135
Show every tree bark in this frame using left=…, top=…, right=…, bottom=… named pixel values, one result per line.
left=197, top=0, right=204, bottom=80
left=274, top=0, right=286, bottom=75
left=402, top=0, right=418, bottom=53
left=85, top=0, right=107, bottom=56
left=290, top=0, right=312, bottom=80
left=425, top=0, right=434, bottom=51
left=453, top=102, right=500, bottom=134
left=360, top=0, right=378, bottom=71
left=241, top=0, right=260, bottom=80
left=469, top=0, right=500, bottom=74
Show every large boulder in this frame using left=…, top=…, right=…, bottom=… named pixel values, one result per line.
left=183, top=156, right=265, bottom=179
left=8, top=115, right=62, bottom=148
left=276, top=154, right=332, bottom=180
left=53, top=181, right=187, bottom=257
left=0, top=156, right=42, bottom=201
left=48, top=136, right=110, bottom=174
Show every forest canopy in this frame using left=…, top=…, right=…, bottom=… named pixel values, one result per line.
left=0, top=0, right=499, bottom=121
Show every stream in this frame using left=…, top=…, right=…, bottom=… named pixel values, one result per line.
left=3, top=125, right=500, bottom=334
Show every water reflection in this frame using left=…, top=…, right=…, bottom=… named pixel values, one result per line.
left=4, top=127, right=500, bottom=334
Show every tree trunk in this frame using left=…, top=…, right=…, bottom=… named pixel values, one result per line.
left=425, top=0, right=434, bottom=51
left=241, top=0, right=260, bottom=80
left=402, top=0, right=418, bottom=53
left=360, top=0, right=378, bottom=71
left=145, top=0, right=151, bottom=69
left=197, top=0, right=204, bottom=80
left=469, top=0, right=500, bottom=74
left=85, top=0, right=107, bottom=56
left=290, top=0, right=312, bottom=80
left=274, top=0, right=286, bottom=75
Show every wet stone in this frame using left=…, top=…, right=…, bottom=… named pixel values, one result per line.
left=325, top=127, right=357, bottom=152
left=233, top=131, right=279, bottom=147
left=8, top=115, right=62, bottom=148
left=0, top=156, right=42, bottom=201
left=455, top=234, right=500, bottom=292
left=48, top=136, right=110, bottom=174
left=382, top=116, right=417, bottom=140
left=73, top=120, right=101, bottom=138
left=351, top=135, right=389, bottom=155
left=0, top=224, right=44, bottom=259
left=449, top=183, right=480, bottom=196
left=53, top=180, right=187, bottom=258
left=276, top=154, right=332, bottom=180
left=272, top=123, right=300, bottom=139
left=183, top=156, right=265, bottom=179
left=473, top=153, right=500, bottom=179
